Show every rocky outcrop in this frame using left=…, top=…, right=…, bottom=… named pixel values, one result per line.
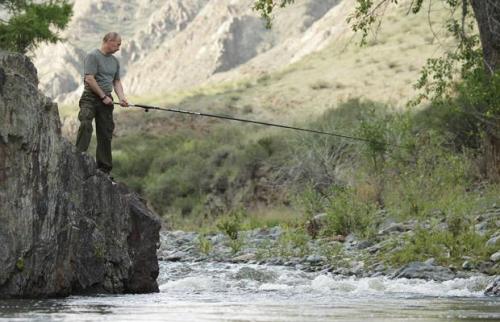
left=0, top=52, right=161, bottom=298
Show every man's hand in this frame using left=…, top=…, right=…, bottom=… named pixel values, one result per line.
left=119, top=97, right=129, bottom=107
left=102, top=96, right=113, bottom=106
left=113, top=80, right=128, bottom=107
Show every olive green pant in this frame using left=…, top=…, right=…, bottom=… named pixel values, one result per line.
left=75, top=91, right=115, bottom=173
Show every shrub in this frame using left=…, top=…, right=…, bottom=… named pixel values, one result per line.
left=323, top=186, right=378, bottom=237
left=216, top=209, right=245, bottom=240
left=274, top=227, right=311, bottom=257
left=196, top=234, right=213, bottom=255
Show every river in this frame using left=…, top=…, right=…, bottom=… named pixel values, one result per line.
left=0, top=260, right=499, bottom=321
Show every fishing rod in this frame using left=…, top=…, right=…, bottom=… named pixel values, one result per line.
left=114, top=102, right=401, bottom=148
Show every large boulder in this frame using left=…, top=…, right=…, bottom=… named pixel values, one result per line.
left=392, top=261, right=456, bottom=282
left=0, top=52, right=161, bottom=298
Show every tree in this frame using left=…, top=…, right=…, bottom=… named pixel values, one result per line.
left=0, top=0, right=72, bottom=54
left=253, top=0, right=500, bottom=180
left=469, top=1, right=500, bottom=180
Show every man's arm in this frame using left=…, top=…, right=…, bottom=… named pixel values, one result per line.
left=113, top=79, right=128, bottom=107
left=84, top=74, right=113, bottom=105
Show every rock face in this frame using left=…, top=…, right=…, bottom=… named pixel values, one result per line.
left=0, top=52, right=161, bottom=298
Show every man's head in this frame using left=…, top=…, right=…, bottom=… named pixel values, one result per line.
left=101, top=32, right=121, bottom=55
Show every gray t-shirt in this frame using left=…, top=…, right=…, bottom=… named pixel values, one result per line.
left=83, top=49, right=120, bottom=94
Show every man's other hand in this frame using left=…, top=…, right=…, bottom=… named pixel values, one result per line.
left=119, top=98, right=129, bottom=107
left=102, top=96, right=113, bottom=105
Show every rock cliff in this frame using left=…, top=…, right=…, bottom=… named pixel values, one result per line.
left=0, top=52, right=161, bottom=298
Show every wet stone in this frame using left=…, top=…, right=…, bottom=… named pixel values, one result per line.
left=165, top=251, right=186, bottom=262
left=232, top=253, right=256, bottom=262
left=234, top=267, right=277, bottom=283
left=392, top=261, right=456, bottom=281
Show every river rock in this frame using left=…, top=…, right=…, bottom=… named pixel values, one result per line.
left=350, top=261, right=365, bottom=276
left=475, top=222, right=489, bottom=236
left=0, top=52, right=161, bottom=298
left=366, top=240, right=389, bottom=254
left=165, top=251, right=186, bottom=262
left=232, top=253, right=256, bottom=262
left=478, top=261, right=496, bottom=275
left=356, top=240, right=373, bottom=250
left=392, top=261, right=456, bottom=281
left=234, top=267, right=277, bottom=283
left=462, top=260, right=475, bottom=270
left=485, top=276, right=500, bottom=296
left=490, top=252, right=500, bottom=262
left=486, top=235, right=500, bottom=247
left=305, top=255, right=327, bottom=265
left=378, top=222, right=408, bottom=235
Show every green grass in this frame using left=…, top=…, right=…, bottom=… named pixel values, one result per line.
left=388, top=225, right=495, bottom=268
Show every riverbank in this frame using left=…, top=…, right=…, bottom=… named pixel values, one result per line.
left=158, top=210, right=500, bottom=295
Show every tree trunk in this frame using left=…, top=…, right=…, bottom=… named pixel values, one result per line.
left=470, top=0, right=500, bottom=181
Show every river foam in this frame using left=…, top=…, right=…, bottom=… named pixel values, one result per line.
left=158, top=261, right=494, bottom=299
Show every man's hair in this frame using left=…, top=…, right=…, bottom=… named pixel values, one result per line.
left=103, top=32, right=120, bottom=42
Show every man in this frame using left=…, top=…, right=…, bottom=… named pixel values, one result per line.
left=76, top=32, right=128, bottom=179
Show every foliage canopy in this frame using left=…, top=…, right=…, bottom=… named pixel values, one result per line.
left=0, top=0, right=72, bottom=53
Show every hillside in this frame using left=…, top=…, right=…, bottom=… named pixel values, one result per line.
left=34, top=0, right=342, bottom=104
left=33, top=0, right=455, bottom=113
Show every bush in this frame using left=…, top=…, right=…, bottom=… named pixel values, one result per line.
left=323, top=186, right=378, bottom=237
left=216, top=209, right=245, bottom=240
left=196, top=234, right=213, bottom=255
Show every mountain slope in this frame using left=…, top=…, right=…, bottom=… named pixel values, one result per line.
left=33, top=0, right=343, bottom=104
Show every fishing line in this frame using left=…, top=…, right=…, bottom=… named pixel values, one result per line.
left=114, top=102, right=403, bottom=148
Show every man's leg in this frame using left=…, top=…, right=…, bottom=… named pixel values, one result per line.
left=95, top=102, right=115, bottom=173
left=75, top=95, right=96, bottom=152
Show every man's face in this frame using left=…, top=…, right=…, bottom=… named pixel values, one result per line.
left=107, top=37, right=122, bottom=54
